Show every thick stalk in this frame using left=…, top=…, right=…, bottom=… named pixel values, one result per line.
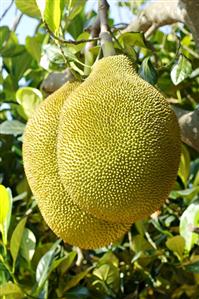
left=98, top=0, right=115, bottom=57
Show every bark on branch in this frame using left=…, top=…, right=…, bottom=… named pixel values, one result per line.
left=172, top=106, right=199, bottom=152
left=180, top=0, right=199, bottom=50
left=122, top=0, right=186, bottom=37
left=122, top=0, right=199, bottom=50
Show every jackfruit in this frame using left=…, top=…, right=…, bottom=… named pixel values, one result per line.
left=23, top=81, right=130, bottom=249
left=57, top=55, right=181, bottom=224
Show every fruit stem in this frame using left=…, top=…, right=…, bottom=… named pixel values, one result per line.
left=98, top=0, right=116, bottom=57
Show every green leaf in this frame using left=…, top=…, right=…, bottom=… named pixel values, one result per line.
left=41, top=44, right=65, bottom=69
left=36, top=0, right=61, bottom=34
left=20, top=228, right=36, bottom=262
left=180, top=200, right=199, bottom=252
left=16, top=87, right=43, bottom=119
left=0, top=26, right=10, bottom=50
left=66, top=0, right=86, bottom=20
left=135, top=220, right=147, bottom=236
left=63, top=267, right=92, bottom=293
left=166, top=235, right=185, bottom=260
left=151, top=218, right=173, bottom=237
left=98, top=251, right=119, bottom=268
left=15, top=0, right=40, bottom=18
left=178, top=145, right=190, bottom=187
left=64, top=286, right=89, bottom=298
left=58, top=251, right=77, bottom=275
left=125, top=46, right=137, bottom=61
left=36, top=240, right=61, bottom=290
left=69, top=61, right=84, bottom=76
left=0, top=185, right=12, bottom=245
left=26, top=36, right=41, bottom=63
left=46, top=256, right=70, bottom=280
left=138, top=57, right=157, bottom=85
left=10, top=217, right=27, bottom=267
left=4, top=50, right=32, bottom=80
left=185, top=260, right=199, bottom=273
left=131, top=234, right=153, bottom=254
left=67, top=12, right=85, bottom=39
left=0, top=120, right=25, bottom=136
left=118, top=32, right=147, bottom=48
left=93, top=264, right=120, bottom=293
left=70, top=32, right=90, bottom=54
left=171, top=55, right=192, bottom=85
left=194, top=171, right=199, bottom=187
left=41, top=44, right=85, bottom=72
left=170, top=187, right=199, bottom=200
left=0, top=282, right=23, bottom=299
left=37, top=280, right=49, bottom=299
left=0, top=28, right=24, bottom=57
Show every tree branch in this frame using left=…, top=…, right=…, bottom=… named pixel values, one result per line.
left=98, top=0, right=115, bottom=57
left=122, top=0, right=199, bottom=51
left=84, top=16, right=101, bottom=75
left=11, top=13, right=23, bottom=32
left=44, top=22, right=100, bottom=45
left=0, top=0, right=14, bottom=23
left=172, top=106, right=199, bottom=152
left=122, top=0, right=185, bottom=35
left=180, top=0, right=199, bottom=49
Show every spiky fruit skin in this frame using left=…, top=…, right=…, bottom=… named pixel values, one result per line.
left=57, top=55, right=181, bottom=224
left=23, top=81, right=130, bottom=249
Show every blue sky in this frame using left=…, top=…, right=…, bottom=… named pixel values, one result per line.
left=1, top=0, right=134, bottom=44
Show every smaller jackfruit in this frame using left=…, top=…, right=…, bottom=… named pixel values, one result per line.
left=57, top=55, right=181, bottom=224
left=23, top=81, right=130, bottom=249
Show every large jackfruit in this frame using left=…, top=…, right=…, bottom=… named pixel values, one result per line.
left=23, top=54, right=181, bottom=249
left=23, top=81, right=130, bottom=249
left=57, top=55, right=181, bottom=224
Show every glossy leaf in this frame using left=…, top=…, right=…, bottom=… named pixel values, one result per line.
left=0, top=27, right=24, bottom=57
left=26, top=36, right=41, bottom=63
left=4, top=51, right=32, bottom=79
left=178, top=145, right=190, bottom=187
left=118, top=32, right=147, bottom=48
left=58, top=251, right=77, bottom=275
left=36, top=240, right=61, bottom=289
left=20, top=228, right=36, bottom=262
left=10, top=217, right=27, bottom=267
left=171, top=55, right=192, bottom=85
left=138, top=57, right=157, bottom=85
left=16, top=87, right=43, bottom=119
left=180, top=200, right=199, bottom=252
left=0, top=185, right=12, bottom=245
left=0, top=282, right=23, bottom=299
left=131, top=234, right=153, bottom=253
left=185, top=260, right=199, bottom=273
left=65, top=286, right=90, bottom=298
left=166, top=235, right=185, bottom=260
left=63, top=267, right=92, bottom=292
left=0, top=26, right=10, bottom=51
left=66, top=0, right=86, bottom=20
left=36, top=0, right=61, bottom=34
left=93, top=264, right=120, bottom=294
left=15, top=0, right=40, bottom=18
left=0, top=120, right=25, bottom=136
left=98, top=251, right=119, bottom=268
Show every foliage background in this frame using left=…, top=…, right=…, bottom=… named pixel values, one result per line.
left=0, top=0, right=199, bottom=298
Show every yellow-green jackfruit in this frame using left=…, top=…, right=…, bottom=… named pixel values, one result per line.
left=57, top=55, right=181, bottom=224
left=23, top=54, right=181, bottom=249
left=23, top=81, right=130, bottom=249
